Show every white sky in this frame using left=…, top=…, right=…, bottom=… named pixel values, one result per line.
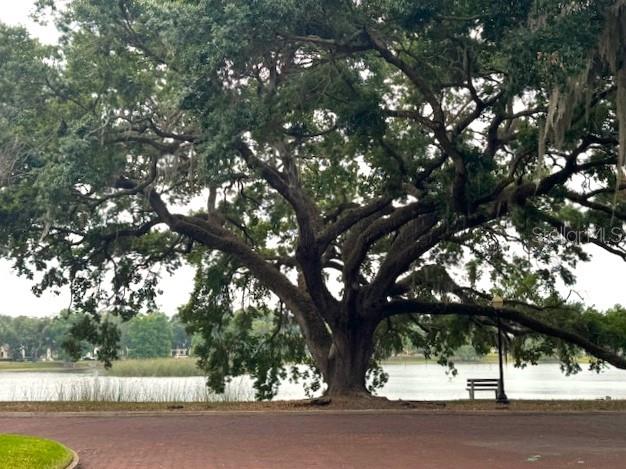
left=0, top=1, right=624, bottom=317
left=0, top=1, right=60, bottom=44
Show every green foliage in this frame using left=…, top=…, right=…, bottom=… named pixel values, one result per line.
left=0, top=314, right=79, bottom=361
left=121, top=312, right=173, bottom=359
left=180, top=255, right=312, bottom=400
left=2, top=0, right=626, bottom=398
left=170, top=315, right=191, bottom=348
left=0, top=311, right=195, bottom=366
left=62, top=313, right=120, bottom=366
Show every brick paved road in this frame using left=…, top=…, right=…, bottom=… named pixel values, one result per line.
left=1, top=411, right=626, bottom=468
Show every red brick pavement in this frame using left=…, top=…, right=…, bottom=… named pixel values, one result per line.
left=1, top=411, right=625, bottom=468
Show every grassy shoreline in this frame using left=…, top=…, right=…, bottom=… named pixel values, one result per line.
left=0, top=361, right=94, bottom=373
left=105, top=358, right=203, bottom=377
left=0, top=355, right=578, bottom=376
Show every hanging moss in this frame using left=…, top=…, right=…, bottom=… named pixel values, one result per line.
left=539, top=1, right=626, bottom=193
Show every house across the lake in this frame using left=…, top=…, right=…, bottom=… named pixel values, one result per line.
left=0, top=345, right=10, bottom=360
left=171, top=347, right=189, bottom=358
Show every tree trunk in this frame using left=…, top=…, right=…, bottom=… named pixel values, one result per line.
left=325, top=321, right=376, bottom=397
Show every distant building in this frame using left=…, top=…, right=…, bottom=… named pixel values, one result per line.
left=171, top=347, right=189, bottom=358
left=0, top=345, right=10, bottom=360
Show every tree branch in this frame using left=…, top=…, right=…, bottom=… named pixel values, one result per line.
left=145, top=187, right=334, bottom=372
left=384, top=300, right=626, bottom=369
left=318, top=196, right=393, bottom=253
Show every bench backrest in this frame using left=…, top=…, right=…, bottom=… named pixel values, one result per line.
left=466, top=379, right=499, bottom=387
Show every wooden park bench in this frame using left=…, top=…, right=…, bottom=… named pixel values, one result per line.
left=466, top=378, right=500, bottom=400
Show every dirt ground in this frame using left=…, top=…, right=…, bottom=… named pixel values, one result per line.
left=1, top=397, right=626, bottom=412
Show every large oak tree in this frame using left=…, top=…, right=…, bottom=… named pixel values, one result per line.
left=2, top=0, right=626, bottom=398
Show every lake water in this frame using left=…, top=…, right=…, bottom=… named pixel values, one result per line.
left=0, top=363, right=625, bottom=402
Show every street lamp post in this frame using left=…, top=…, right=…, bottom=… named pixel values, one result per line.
left=492, top=295, right=509, bottom=404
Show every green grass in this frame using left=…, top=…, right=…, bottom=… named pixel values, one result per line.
left=0, top=434, right=73, bottom=469
left=105, top=358, right=204, bottom=377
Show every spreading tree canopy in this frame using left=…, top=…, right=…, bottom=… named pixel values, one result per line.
left=2, top=0, right=626, bottom=398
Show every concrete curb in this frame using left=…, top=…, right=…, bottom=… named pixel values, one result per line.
left=65, top=448, right=80, bottom=469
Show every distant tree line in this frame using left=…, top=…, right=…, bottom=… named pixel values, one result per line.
left=0, top=312, right=193, bottom=361
left=0, top=314, right=73, bottom=361
left=120, top=313, right=194, bottom=359
left=3, top=304, right=626, bottom=370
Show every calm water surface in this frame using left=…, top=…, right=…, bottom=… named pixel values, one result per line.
left=0, top=363, right=624, bottom=401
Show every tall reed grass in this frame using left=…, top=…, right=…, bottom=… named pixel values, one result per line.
left=8, top=376, right=254, bottom=403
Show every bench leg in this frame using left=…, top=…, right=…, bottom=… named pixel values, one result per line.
left=469, top=385, right=475, bottom=400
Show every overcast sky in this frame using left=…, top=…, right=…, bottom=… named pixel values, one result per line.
left=0, top=1, right=624, bottom=317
